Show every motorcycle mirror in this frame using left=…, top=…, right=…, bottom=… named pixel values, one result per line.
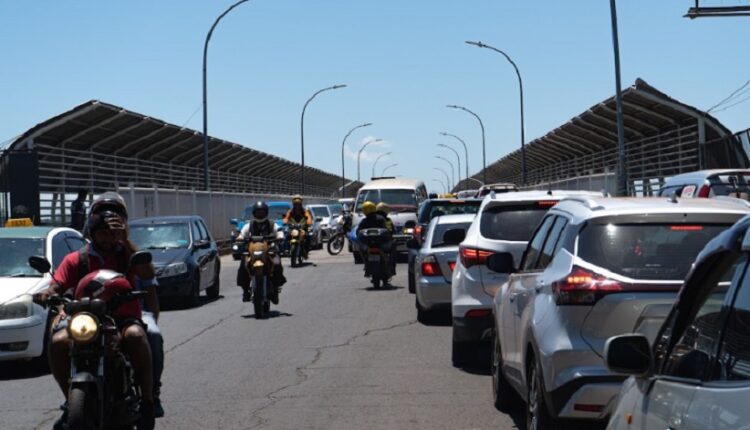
left=130, top=251, right=152, bottom=266
left=28, top=256, right=52, bottom=274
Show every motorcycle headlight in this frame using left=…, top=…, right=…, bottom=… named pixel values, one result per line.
left=232, top=244, right=240, bottom=252
left=291, top=230, right=300, bottom=238
left=252, top=251, right=264, bottom=258
left=68, top=313, right=99, bottom=344
left=0, top=295, right=32, bottom=320
left=159, top=262, right=189, bottom=278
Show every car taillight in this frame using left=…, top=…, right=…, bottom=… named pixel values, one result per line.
left=448, top=261, right=456, bottom=272
left=369, top=247, right=381, bottom=253
left=421, top=255, right=441, bottom=277
left=465, top=309, right=491, bottom=318
left=697, top=184, right=710, bottom=198
left=551, top=266, right=625, bottom=305
left=459, top=246, right=493, bottom=268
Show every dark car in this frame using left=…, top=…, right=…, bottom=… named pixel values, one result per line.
left=407, top=198, right=481, bottom=293
left=129, top=216, right=220, bottom=306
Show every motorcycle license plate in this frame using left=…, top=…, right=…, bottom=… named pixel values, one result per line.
left=367, top=254, right=380, bottom=262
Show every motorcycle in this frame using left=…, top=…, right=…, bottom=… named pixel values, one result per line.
left=243, top=235, right=280, bottom=319
left=287, top=223, right=307, bottom=268
left=28, top=252, right=151, bottom=430
left=357, top=228, right=393, bottom=289
left=327, top=213, right=352, bottom=256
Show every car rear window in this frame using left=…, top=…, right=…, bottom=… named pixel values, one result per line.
left=419, top=201, right=481, bottom=223
left=431, top=222, right=472, bottom=248
left=577, top=223, right=731, bottom=280
left=479, top=203, right=553, bottom=242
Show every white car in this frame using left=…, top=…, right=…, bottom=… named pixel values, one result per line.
left=307, top=204, right=333, bottom=247
left=0, top=225, right=85, bottom=362
left=450, top=190, right=601, bottom=367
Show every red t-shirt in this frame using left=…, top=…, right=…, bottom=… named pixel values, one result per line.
left=53, top=246, right=141, bottom=319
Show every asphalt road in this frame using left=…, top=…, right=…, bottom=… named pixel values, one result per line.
left=0, top=251, right=524, bottom=430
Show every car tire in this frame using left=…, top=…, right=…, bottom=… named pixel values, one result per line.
left=416, top=296, right=431, bottom=323
left=185, top=272, right=201, bottom=308
left=492, top=333, right=520, bottom=412
left=206, top=261, right=220, bottom=300
left=451, top=340, right=476, bottom=368
left=408, top=266, right=416, bottom=294
left=526, top=356, right=561, bottom=430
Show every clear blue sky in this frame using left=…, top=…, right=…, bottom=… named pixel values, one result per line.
left=1, top=1, right=749, bottom=192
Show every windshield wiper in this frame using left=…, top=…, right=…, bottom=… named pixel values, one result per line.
left=8, top=273, right=33, bottom=278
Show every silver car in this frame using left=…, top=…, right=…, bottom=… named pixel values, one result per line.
left=659, top=169, right=750, bottom=199
left=489, top=196, right=750, bottom=429
left=605, top=214, right=750, bottom=430
left=414, top=214, right=475, bottom=322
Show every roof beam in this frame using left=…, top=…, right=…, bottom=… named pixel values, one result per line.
left=210, top=146, right=243, bottom=169
left=622, top=100, right=677, bottom=125
left=224, top=151, right=262, bottom=172
left=90, top=117, right=151, bottom=150
left=60, top=109, right=127, bottom=147
left=632, top=88, right=728, bottom=137
left=145, top=133, right=199, bottom=159
left=596, top=103, right=660, bottom=133
left=114, top=124, right=173, bottom=156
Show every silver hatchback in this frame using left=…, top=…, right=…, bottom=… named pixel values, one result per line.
left=489, top=196, right=750, bottom=429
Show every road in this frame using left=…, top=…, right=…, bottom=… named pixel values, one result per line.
left=0, top=251, right=523, bottom=430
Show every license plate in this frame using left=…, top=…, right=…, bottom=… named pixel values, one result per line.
left=368, top=255, right=380, bottom=262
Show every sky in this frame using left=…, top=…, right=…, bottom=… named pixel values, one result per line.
left=1, top=1, right=749, bottom=193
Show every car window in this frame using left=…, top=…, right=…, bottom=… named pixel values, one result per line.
left=537, top=217, right=568, bottom=269
left=191, top=221, right=202, bottom=243
left=480, top=202, right=553, bottom=242
left=0, top=237, right=45, bottom=277
left=65, top=235, right=86, bottom=252
left=419, top=201, right=481, bottom=223
left=716, top=261, right=750, bottom=381
left=431, top=222, right=472, bottom=248
left=198, top=220, right=211, bottom=241
left=659, top=185, right=685, bottom=197
left=521, top=216, right=556, bottom=271
left=52, top=233, right=71, bottom=269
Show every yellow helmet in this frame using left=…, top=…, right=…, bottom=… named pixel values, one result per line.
left=362, top=201, right=377, bottom=215
left=292, top=195, right=303, bottom=204
left=376, top=202, right=390, bottom=214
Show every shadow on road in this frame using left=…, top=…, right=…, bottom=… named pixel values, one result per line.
left=0, top=360, right=50, bottom=381
left=418, top=312, right=452, bottom=326
left=241, top=310, right=294, bottom=319
left=362, top=285, right=404, bottom=292
left=161, top=294, right=224, bottom=312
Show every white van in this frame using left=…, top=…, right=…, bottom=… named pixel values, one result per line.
left=351, top=178, right=427, bottom=261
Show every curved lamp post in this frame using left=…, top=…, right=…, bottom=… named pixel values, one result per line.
left=438, top=143, right=462, bottom=191
left=435, top=155, right=455, bottom=191
left=433, top=167, right=451, bottom=194
left=447, top=105, right=486, bottom=184
left=440, top=132, right=469, bottom=192
left=300, top=84, right=347, bottom=194
left=341, top=122, right=372, bottom=197
left=465, top=40, right=526, bottom=185
left=202, top=0, right=251, bottom=190
left=431, top=178, right=447, bottom=194
left=372, top=152, right=392, bottom=178
left=357, top=138, right=383, bottom=183
left=381, top=163, right=398, bottom=176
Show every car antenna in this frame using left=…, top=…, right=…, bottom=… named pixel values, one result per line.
left=490, top=190, right=497, bottom=200
left=600, top=188, right=610, bottom=197
left=547, top=189, right=553, bottom=196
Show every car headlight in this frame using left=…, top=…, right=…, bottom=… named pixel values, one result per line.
left=68, top=313, right=99, bottom=344
left=0, top=295, right=33, bottom=320
left=159, top=262, right=189, bottom=278
left=404, top=228, right=415, bottom=235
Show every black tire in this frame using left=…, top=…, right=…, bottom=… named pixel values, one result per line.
left=184, top=273, right=201, bottom=308
left=451, top=340, right=476, bottom=367
left=67, top=385, right=97, bottom=430
left=354, top=252, right=363, bottom=264
left=492, top=333, right=520, bottom=412
left=263, top=301, right=270, bottom=314
left=205, top=260, right=220, bottom=299
left=416, top=296, right=430, bottom=323
left=327, top=234, right=345, bottom=255
left=371, top=276, right=380, bottom=289
left=290, top=244, right=299, bottom=268
left=526, top=357, right=561, bottom=430
left=408, top=268, right=416, bottom=294
left=253, top=275, right=268, bottom=319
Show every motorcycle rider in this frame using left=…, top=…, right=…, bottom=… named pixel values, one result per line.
left=356, top=201, right=391, bottom=281
left=236, top=201, right=286, bottom=304
left=283, top=195, right=313, bottom=259
left=34, top=193, right=158, bottom=430
left=376, top=202, right=397, bottom=278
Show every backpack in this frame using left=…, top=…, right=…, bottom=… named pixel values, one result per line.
left=77, top=244, right=130, bottom=282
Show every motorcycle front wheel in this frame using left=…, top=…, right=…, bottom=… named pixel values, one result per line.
left=327, top=234, right=345, bottom=255
left=67, top=385, right=98, bottom=430
left=254, top=275, right=268, bottom=319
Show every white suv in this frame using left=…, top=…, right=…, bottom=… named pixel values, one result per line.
left=450, top=190, right=601, bottom=366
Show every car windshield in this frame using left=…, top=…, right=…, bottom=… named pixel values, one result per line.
left=578, top=223, right=732, bottom=280
left=130, top=223, right=191, bottom=250
left=310, top=207, right=330, bottom=218
left=419, top=201, right=481, bottom=223
left=356, top=189, right=418, bottom=212
left=0, top=237, right=45, bottom=278
left=328, top=204, right=343, bottom=216
left=431, top=222, right=472, bottom=248
left=242, top=205, right=290, bottom=220
left=480, top=203, right=552, bottom=242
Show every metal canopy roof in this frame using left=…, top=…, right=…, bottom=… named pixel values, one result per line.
left=8, top=100, right=357, bottom=192
left=469, top=79, right=733, bottom=185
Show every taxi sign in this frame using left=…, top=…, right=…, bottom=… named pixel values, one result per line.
left=5, top=218, right=33, bottom=228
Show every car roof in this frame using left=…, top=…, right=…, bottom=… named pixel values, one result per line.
left=664, top=169, right=750, bottom=185
left=359, top=177, right=424, bottom=190
left=552, top=196, right=750, bottom=224
left=307, top=204, right=329, bottom=208
left=0, top=226, right=57, bottom=238
left=433, top=213, right=476, bottom=225
left=480, top=182, right=517, bottom=188
left=481, top=189, right=602, bottom=207
left=426, top=198, right=482, bottom=204
left=131, top=216, right=197, bottom=224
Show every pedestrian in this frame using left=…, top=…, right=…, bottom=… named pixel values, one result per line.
left=70, top=189, right=87, bottom=231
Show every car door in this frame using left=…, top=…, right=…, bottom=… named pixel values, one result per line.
left=198, top=219, right=217, bottom=283
left=502, top=215, right=556, bottom=377
left=191, top=220, right=209, bottom=289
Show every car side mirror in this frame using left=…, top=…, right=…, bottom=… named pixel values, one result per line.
left=605, top=334, right=652, bottom=377
left=442, top=228, right=466, bottom=246
left=486, top=252, right=515, bottom=273
left=28, top=256, right=52, bottom=274
left=194, top=240, right=211, bottom=250
left=130, top=251, right=153, bottom=267
left=406, top=238, right=420, bottom=250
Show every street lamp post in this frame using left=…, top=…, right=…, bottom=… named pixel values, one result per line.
left=202, top=0, right=250, bottom=191
left=447, top=105, right=486, bottom=184
left=372, top=152, right=392, bottom=178
left=440, top=132, right=469, bottom=191
left=466, top=40, right=527, bottom=186
left=432, top=179, right=447, bottom=194
left=435, top=155, right=455, bottom=191
left=438, top=143, right=461, bottom=191
left=609, top=0, right=628, bottom=196
left=433, top=167, right=451, bottom=194
left=357, top=138, right=383, bottom=183
left=341, top=122, right=372, bottom=197
left=465, top=177, right=485, bottom=187
left=381, top=163, right=398, bottom=176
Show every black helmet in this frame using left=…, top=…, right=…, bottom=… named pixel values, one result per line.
left=90, top=192, right=128, bottom=220
left=252, top=201, right=269, bottom=219
left=85, top=192, right=128, bottom=239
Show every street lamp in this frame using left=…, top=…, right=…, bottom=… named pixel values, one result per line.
left=438, top=143, right=461, bottom=191
left=440, top=132, right=469, bottom=191
left=202, top=0, right=250, bottom=191
left=341, top=122, right=372, bottom=197
left=608, top=0, right=628, bottom=196
left=435, top=155, right=455, bottom=191
left=466, top=40, right=527, bottom=186
left=381, top=163, right=398, bottom=176
left=433, top=167, right=451, bottom=194
left=447, top=105, right=486, bottom=184
left=357, top=138, right=383, bottom=183
left=431, top=178, right=447, bottom=194
left=372, top=152, right=392, bottom=178
left=300, top=84, right=347, bottom=195
left=465, top=177, right=485, bottom=187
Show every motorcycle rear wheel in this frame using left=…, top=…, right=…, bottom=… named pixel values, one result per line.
left=68, top=385, right=98, bottom=430
left=327, top=234, right=345, bottom=255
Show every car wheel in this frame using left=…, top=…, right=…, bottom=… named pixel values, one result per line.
left=526, top=356, right=561, bottom=430
left=185, top=272, right=201, bottom=308
left=408, top=266, right=416, bottom=294
left=206, top=261, right=220, bottom=299
left=416, top=295, right=430, bottom=323
left=451, top=340, right=476, bottom=368
left=492, top=333, right=520, bottom=411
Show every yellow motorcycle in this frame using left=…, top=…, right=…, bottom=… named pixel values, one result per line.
left=287, top=222, right=307, bottom=268
left=244, top=235, right=279, bottom=319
